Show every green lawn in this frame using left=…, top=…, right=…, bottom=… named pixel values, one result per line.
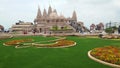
left=0, top=36, right=120, bottom=68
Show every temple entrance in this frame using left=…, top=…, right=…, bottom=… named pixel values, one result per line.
left=39, top=28, right=42, bottom=33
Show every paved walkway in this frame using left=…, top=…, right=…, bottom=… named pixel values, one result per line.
left=1, top=32, right=120, bottom=37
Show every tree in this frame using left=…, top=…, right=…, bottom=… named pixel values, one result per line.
left=105, top=27, right=115, bottom=34
left=118, top=26, right=120, bottom=34
left=52, top=26, right=58, bottom=30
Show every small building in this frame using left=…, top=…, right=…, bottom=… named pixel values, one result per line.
left=0, top=25, right=4, bottom=32
left=10, top=21, right=33, bottom=33
left=90, top=23, right=104, bottom=33
left=90, top=24, right=96, bottom=30
left=96, top=23, right=104, bottom=30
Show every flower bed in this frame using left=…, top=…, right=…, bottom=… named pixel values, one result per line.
left=4, top=37, right=76, bottom=48
left=54, top=40, right=75, bottom=46
left=34, top=40, right=76, bottom=48
left=4, top=39, right=33, bottom=46
left=90, top=46, right=120, bottom=66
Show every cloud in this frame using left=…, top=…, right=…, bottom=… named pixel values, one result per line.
left=84, top=0, right=112, bottom=4
left=112, top=0, right=120, bottom=7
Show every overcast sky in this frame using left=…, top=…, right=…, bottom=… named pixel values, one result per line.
left=0, top=0, right=120, bottom=29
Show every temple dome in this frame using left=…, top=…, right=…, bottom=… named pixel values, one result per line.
left=49, top=10, right=58, bottom=18
left=59, top=14, right=65, bottom=19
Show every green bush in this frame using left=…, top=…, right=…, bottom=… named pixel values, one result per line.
left=105, top=27, right=114, bottom=34
left=52, top=26, right=58, bottom=30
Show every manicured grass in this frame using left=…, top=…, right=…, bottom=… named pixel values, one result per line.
left=1, top=36, right=120, bottom=68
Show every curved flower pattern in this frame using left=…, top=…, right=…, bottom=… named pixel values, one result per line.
left=4, top=37, right=76, bottom=48
left=4, top=39, right=33, bottom=46
left=34, top=40, right=75, bottom=48
left=91, top=46, right=120, bottom=65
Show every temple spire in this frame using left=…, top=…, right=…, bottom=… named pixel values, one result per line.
left=72, top=10, right=77, bottom=21
left=48, top=5, right=52, bottom=16
left=43, top=8, right=47, bottom=17
left=36, top=6, right=42, bottom=18
left=53, top=9, right=57, bottom=14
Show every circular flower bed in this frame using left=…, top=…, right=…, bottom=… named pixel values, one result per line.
left=89, top=46, right=120, bottom=67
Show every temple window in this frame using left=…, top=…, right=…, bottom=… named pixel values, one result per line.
left=61, top=19, right=64, bottom=22
left=56, top=19, right=59, bottom=22
left=43, top=19, right=45, bottom=22
left=47, top=20, right=50, bottom=23
left=61, top=27, right=64, bottom=30
left=52, top=19, right=55, bottom=22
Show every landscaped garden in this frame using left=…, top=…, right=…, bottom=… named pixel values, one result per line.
left=3, top=36, right=76, bottom=48
left=0, top=36, right=120, bottom=68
